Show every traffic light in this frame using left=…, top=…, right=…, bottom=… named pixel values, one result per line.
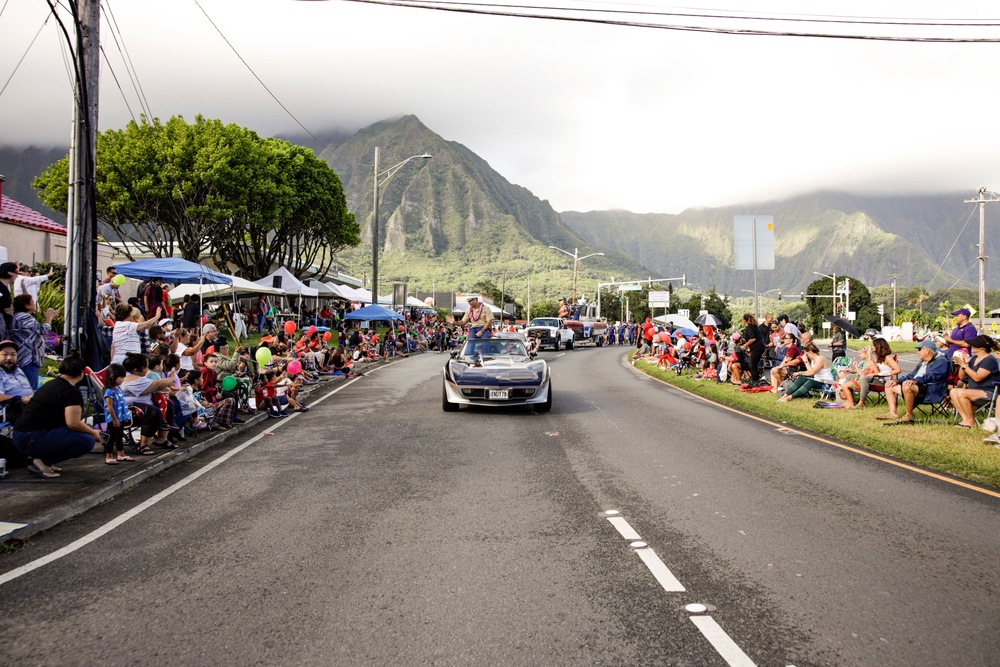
left=777, top=290, right=782, bottom=300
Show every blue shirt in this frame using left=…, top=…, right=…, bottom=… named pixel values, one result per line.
left=0, top=366, right=34, bottom=399
left=948, top=322, right=978, bottom=359
left=966, top=354, right=1000, bottom=392
left=104, top=387, right=130, bottom=422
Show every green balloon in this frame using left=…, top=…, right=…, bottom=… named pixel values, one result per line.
left=255, top=347, right=272, bottom=366
left=112, top=274, right=126, bottom=286
left=221, top=376, right=237, bottom=392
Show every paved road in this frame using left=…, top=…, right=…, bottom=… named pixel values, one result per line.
left=0, top=347, right=997, bottom=666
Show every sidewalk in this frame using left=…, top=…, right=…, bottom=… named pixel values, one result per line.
left=0, top=364, right=382, bottom=545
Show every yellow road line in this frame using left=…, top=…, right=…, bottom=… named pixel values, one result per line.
left=629, top=359, right=1000, bottom=501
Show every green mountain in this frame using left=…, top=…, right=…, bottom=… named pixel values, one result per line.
left=561, top=192, right=984, bottom=295
left=321, top=116, right=648, bottom=300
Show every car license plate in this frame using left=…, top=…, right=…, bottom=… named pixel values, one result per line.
left=488, top=389, right=509, bottom=400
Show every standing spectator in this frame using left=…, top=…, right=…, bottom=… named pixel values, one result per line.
left=0, top=261, right=17, bottom=339
left=10, top=294, right=59, bottom=388
left=13, top=264, right=52, bottom=303
left=739, top=313, right=765, bottom=385
left=257, top=295, right=269, bottom=333
left=183, top=294, right=202, bottom=329
left=143, top=277, right=167, bottom=318
left=101, top=266, right=117, bottom=285
left=830, top=324, right=847, bottom=361
left=778, top=314, right=801, bottom=340
left=943, top=307, right=978, bottom=360
left=11, top=352, right=102, bottom=478
left=111, top=303, right=162, bottom=365
left=102, top=363, right=134, bottom=465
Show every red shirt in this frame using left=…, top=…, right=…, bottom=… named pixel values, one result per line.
left=200, top=366, right=220, bottom=402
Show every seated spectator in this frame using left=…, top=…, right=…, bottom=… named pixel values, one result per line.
left=0, top=339, right=34, bottom=408
left=122, top=352, right=176, bottom=454
left=951, top=336, right=1000, bottom=428
left=200, top=353, right=238, bottom=429
left=879, top=339, right=950, bottom=424
left=778, top=343, right=833, bottom=402
left=769, top=333, right=802, bottom=393
left=836, top=346, right=880, bottom=408
left=11, top=352, right=101, bottom=478
left=854, top=337, right=900, bottom=405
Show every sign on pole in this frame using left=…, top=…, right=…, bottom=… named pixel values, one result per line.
left=619, top=284, right=642, bottom=292
left=734, top=216, right=775, bottom=270
left=648, top=291, right=670, bottom=309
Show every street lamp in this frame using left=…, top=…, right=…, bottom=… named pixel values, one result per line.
left=371, top=147, right=432, bottom=305
left=813, top=271, right=837, bottom=316
left=548, top=246, right=604, bottom=306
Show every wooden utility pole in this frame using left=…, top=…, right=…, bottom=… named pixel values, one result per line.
left=64, top=0, right=100, bottom=354
left=964, top=188, right=999, bottom=330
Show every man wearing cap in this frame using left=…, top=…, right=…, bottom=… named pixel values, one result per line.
left=943, top=308, right=978, bottom=360
left=558, top=297, right=571, bottom=319
left=879, top=339, right=950, bottom=424
left=0, top=339, right=34, bottom=406
left=460, top=295, right=493, bottom=339
left=0, top=261, right=17, bottom=338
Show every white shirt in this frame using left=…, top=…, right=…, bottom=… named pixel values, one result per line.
left=176, top=342, right=196, bottom=371
left=111, top=321, right=141, bottom=364
left=14, top=274, right=49, bottom=303
left=784, top=322, right=802, bottom=339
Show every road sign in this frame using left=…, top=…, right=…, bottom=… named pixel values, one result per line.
left=619, top=284, right=642, bottom=291
left=648, top=291, right=670, bottom=308
left=649, top=302, right=669, bottom=309
left=734, top=215, right=775, bottom=270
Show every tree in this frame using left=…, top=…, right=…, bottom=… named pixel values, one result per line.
left=804, top=274, right=877, bottom=334
left=33, top=115, right=359, bottom=280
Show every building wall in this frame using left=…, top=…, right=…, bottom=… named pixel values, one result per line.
left=0, top=223, right=119, bottom=271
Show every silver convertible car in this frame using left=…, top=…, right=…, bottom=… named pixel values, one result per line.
left=442, top=334, right=552, bottom=412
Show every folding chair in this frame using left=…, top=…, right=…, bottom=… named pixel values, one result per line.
left=971, top=386, right=999, bottom=425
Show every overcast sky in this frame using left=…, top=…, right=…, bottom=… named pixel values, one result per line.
left=1, top=0, right=997, bottom=214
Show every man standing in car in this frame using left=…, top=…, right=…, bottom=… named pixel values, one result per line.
left=461, top=295, right=493, bottom=339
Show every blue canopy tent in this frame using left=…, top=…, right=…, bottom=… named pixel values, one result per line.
left=112, top=258, right=232, bottom=285
left=342, top=304, right=404, bottom=322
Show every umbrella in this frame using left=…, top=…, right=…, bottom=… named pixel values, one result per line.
left=694, top=313, right=723, bottom=327
left=824, top=316, right=860, bottom=337
left=674, top=327, right=697, bottom=337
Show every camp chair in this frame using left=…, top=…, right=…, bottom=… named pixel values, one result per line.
left=81, top=367, right=108, bottom=429
left=970, top=385, right=999, bottom=425
left=817, top=357, right=853, bottom=401
left=911, top=381, right=952, bottom=422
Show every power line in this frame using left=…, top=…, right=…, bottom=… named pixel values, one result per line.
left=0, top=15, right=50, bottom=101
left=335, top=0, right=1000, bottom=42
left=103, top=0, right=152, bottom=119
left=99, top=43, right=137, bottom=123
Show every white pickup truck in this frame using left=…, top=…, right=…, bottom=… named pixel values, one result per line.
left=523, top=317, right=575, bottom=351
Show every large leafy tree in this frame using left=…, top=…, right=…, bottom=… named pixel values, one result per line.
left=33, top=115, right=359, bottom=279
left=804, top=274, right=878, bottom=334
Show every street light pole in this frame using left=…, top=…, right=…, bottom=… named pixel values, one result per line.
left=371, top=147, right=432, bottom=306
left=548, top=245, right=604, bottom=305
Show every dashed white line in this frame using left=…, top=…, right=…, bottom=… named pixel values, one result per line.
left=689, top=615, right=759, bottom=667
left=606, top=516, right=642, bottom=540
left=633, top=546, right=687, bottom=592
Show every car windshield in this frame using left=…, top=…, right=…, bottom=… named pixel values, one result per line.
left=462, top=340, right=528, bottom=358
left=529, top=319, right=559, bottom=327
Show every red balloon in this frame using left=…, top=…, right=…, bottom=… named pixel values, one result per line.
left=284, top=320, right=297, bottom=335
left=323, top=331, right=332, bottom=342
left=658, top=331, right=670, bottom=342
left=307, top=326, right=317, bottom=336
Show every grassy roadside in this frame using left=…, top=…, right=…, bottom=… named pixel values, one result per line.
left=630, top=354, right=1000, bottom=490
left=845, top=338, right=916, bottom=354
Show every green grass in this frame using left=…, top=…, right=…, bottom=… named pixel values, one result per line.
left=846, top=338, right=916, bottom=354
left=631, top=355, right=1000, bottom=490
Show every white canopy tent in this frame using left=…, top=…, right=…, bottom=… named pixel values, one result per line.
left=325, top=282, right=366, bottom=302
left=652, top=313, right=698, bottom=330
left=167, top=275, right=283, bottom=304
left=352, top=287, right=391, bottom=306
left=253, top=267, right=319, bottom=297
left=301, top=279, right=336, bottom=297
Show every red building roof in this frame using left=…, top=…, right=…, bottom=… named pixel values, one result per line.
left=0, top=194, right=67, bottom=236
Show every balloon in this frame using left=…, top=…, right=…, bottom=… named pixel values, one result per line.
left=112, top=274, right=126, bottom=286
left=658, top=331, right=670, bottom=342
left=255, top=347, right=272, bottom=366
left=287, top=360, right=302, bottom=375
left=284, top=321, right=297, bottom=335
left=205, top=346, right=215, bottom=355
left=323, top=331, right=332, bottom=342
left=307, top=326, right=317, bottom=336
left=221, top=376, right=237, bottom=392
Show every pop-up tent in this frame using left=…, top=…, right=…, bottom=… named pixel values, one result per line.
left=253, top=266, right=318, bottom=297
left=342, top=304, right=404, bottom=321
left=113, top=257, right=232, bottom=285
left=325, top=282, right=365, bottom=302
left=167, top=274, right=283, bottom=304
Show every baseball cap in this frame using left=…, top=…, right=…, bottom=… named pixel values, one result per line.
left=467, top=295, right=479, bottom=301
left=0, top=262, right=17, bottom=278
left=915, top=339, right=938, bottom=351
left=0, top=339, right=16, bottom=352
left=951, top=308, right=971, bottom=317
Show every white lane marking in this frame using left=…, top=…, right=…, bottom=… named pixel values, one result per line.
left=690, top=615, right=758, bottom=667
left=634, top=547, right=686, bottom=592
left=0, top=368, right=388, bottom=587
left=606, top=516, right=642, bottom=540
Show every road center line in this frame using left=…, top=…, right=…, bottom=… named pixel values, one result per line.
left=689, top=615, right=759, bottom=667
left=634, top=546, right=686, bottom=592
left=606, top=516, right=642, bottom=540
left=0, top=366, right=390, bottom=587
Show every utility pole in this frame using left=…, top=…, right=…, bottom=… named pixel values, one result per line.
left=891, top=275, right=898, bottom=325
left=965, top=188, right=999, bottom=330
left=63, top=0, right=100, bottom=356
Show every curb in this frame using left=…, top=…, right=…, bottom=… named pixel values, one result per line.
left=0, top=360, right=396, bottom=545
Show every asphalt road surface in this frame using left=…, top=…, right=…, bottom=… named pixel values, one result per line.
left=1, top=347, right=997, bottom=666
